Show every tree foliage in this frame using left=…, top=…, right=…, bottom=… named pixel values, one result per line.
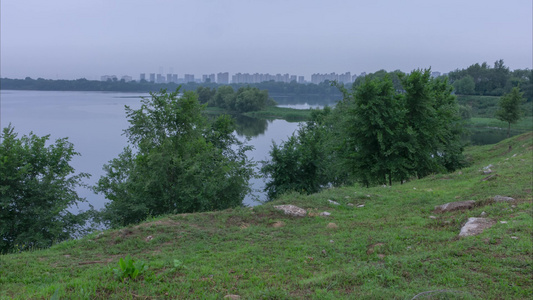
left=262, top=70, right=466, bottom=199
left=495, top=87, right=525, bottom=137
left=94, top=88, right=254, bottom=228
left=448, top=60, right=532, bottom=101
left=0, top=126, right=91, bottom=253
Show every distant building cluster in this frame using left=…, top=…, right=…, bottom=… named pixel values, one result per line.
left=101, top=70, right=438, bottom=84
left=311, top=72, right=360, bottom=84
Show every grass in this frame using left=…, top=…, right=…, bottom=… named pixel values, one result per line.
left=1, top=132, right=532, bottom=299
left=242, top=106, right=312, bottom=121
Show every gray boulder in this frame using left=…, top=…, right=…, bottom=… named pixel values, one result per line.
left=459, top=217, right=494, bottom=237
left=434, top=200, right=475, bottom=213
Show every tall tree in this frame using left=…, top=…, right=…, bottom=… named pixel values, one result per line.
left=495, top=87, right=525, bottom=137
left=95, top=88, right=254, bottom=228
left=0, top=126, right=91, bottom=253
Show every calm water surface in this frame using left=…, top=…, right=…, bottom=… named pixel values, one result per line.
left=1, top=90, right=300, bottom=211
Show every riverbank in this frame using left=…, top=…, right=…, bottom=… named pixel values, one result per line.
left=1, top=132, right=531, bottom=299
left=204, top=105, right=313, bottom=121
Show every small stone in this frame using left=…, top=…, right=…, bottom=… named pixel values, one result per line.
left=329, top=240, right=334, bottom=243
left=320, top=211, right=331, bottom=216
left=413, top=188, right=417, bottom=190
left=366, top=194, right=371, bottom=197
left=271, top=221, right=285, bottom=228
left=500, top=221, right=508, bottom=224
left=274, top=205, right=307, bottom=217
left=512, top=154, right=517, bottom=157
left=429, top=215, right=437, bottom=219
left=377, top=254, right=386, bottom=259
left=511, top=236, right=519, bottom=239
left=480, top=211, right=487, bottom=217
left=326, top=223, right=338, bottom=229
left=406, top=246, right=412, bottom=250
left=493, top=195, right=515, bottom=202
left=224, top=295, right=241, bottom=300
left=347, top=203, right=354, bottom=207
left=344, top=196, right=350, bottom=199
left=357, top=204, right=365, bottom=208
left=511, top=205, right=516, bottom=208
left=328, top=199, right=340, bottom=205
left=482, top=169, right=492, bottom=175
left=458, top=171, right=463, bottom=175
left=145, top=235, right=153, bottom=242
left=322, top=249, right=327, bottom=255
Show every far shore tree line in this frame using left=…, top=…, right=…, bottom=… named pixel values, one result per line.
left=1, top=64, right=528, bottom=254
left=1, top=60, right=531, bottom=102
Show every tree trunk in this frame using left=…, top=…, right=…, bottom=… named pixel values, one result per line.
left=507, top=122, right=511, bottom=138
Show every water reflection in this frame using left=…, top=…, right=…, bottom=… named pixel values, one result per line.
left=233, top=114, right=269, bottom=138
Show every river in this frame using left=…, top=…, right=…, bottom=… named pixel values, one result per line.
left=0, top=90, right=303, bottom=212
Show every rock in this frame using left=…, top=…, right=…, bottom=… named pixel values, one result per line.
left=480, top=211, right=487, bottom=217
left=329, top=240, right=334, bottom=243
left=145, top=235, right=153, bottom=242
left=271, top=221, right=285, bottom=228
left=493, top=195, right=515, bottom=202
left=224, top=295, right=241, bottom=300
left=511, top=236, right=519, bottom=239
left=274, top=205, right=307, bottom=217
left=347, top=203, right=354, bottom=207
left=482, top=164, right=493, bottom=175
left=327, top=199, right=340, bottom=205
left=500, top=221, right=508, bottom=224
left=326, top=223, right=338, bottom=229
left=459, top=217, right=494, bottom=237
left=434, top=200, right=475, bottom=213
left=320, top=211, right=331, bottom=216
left=357, top=204, right=365, bottom=208
left=429, top=215, right=437, bottom=219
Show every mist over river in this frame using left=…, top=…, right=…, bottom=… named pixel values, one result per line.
left=1, top=90, right=302, bottom=212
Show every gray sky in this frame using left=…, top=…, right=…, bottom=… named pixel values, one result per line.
left=1, top=0, right=531, bottom=80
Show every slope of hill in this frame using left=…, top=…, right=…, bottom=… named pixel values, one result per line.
left=1, top=133, right=532, bottom=299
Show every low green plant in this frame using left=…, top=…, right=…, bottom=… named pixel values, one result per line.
left=112, top=255, right=148, bottom=282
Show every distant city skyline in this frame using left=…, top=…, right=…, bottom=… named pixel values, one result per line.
left=98, top=70, right=427, bottom=85
left=1, top=1, right=531, bottom=80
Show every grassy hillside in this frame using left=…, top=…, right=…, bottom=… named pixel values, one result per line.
left=1, top=133, right=532, bottom=299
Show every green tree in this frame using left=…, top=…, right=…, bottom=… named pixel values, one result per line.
left=453, top=75, right=475, bottom=94
left=495, top=87, right=525, bottom=137
left=261, top=108, right=334, bottom=199
left=95, top=88, right=254, bottom=228
left=0, top=126, right=91, bottom=253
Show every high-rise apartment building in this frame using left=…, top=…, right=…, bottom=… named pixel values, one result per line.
left=149, top=73, right=155, bottom=83
left=217, top=72, right=229, bottom=84
left=184, top=74, right=195, bottom=83
left=140, top=73, right=146, bottom=81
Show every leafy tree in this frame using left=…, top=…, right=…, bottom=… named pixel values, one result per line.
left=95, top=88, right=254, bottom=228
left=0, top=126, right=91, bottom=253
left=495, top=87, right=525, bottom=137
left=261, top=108, right=334, bottom=199
left=196, top=86, right=216, bottom=104
left=453, top=75, right=475, bottom=94
left=262, top=69, right=466, bottom=196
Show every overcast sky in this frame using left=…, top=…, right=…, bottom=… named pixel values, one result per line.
left=1, top=0, right=531, bottom=80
